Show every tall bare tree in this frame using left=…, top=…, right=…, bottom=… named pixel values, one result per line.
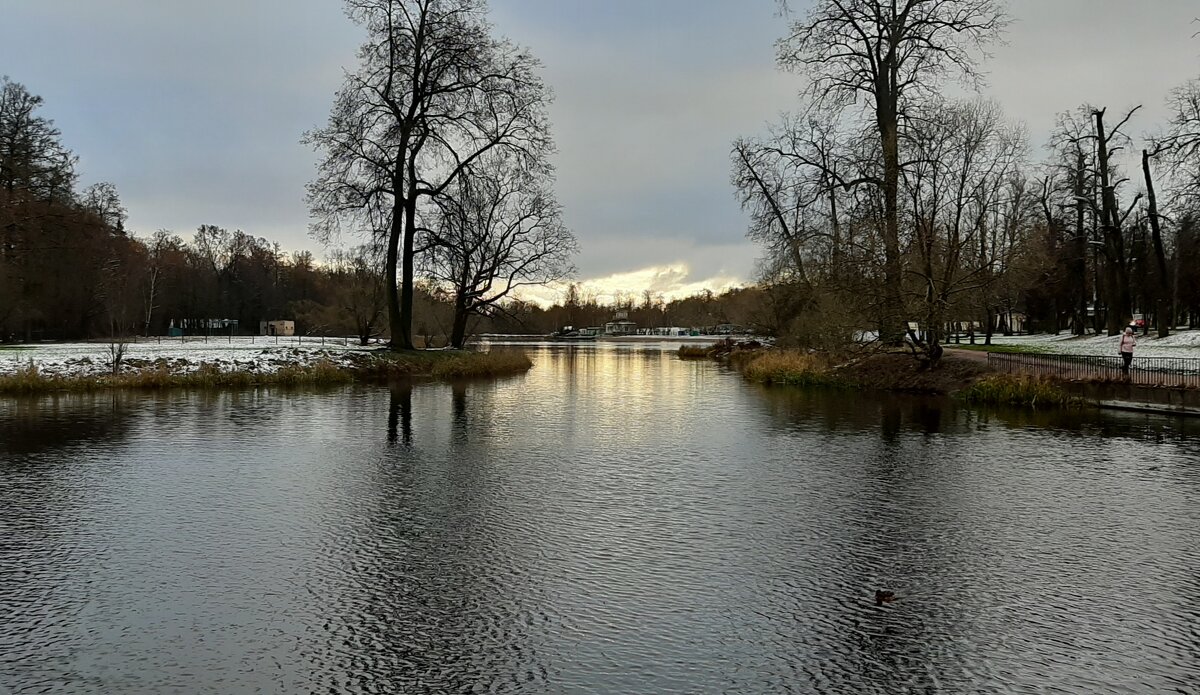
left=1141, top=145, right=1172, bottom=337
left=424, top=154, right=575, bottom=347
left=1162, top=79, right=1200, bottom=194
left=306, top=0, right=551, bottom=350
left=1045, top=109, right=1101, bottom=335
left=776, top=0, right=1007, bottom=343
left=903, top=99, right=1026, bottom=361
left=1092, top=106, right=1142, bottom=334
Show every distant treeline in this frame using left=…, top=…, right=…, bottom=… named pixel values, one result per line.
left=0, top=77, right=384, bottom=341
left=0, top=76, right=769, bottom=343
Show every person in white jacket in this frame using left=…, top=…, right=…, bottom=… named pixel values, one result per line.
left=1118, top=326, right=1137, bottom=374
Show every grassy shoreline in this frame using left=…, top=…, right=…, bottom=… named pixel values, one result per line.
left=0, top=349, right=532, bottom=395
left=959, top=373, right=1086, bottom=409
left=689, top=344, right=1085, bottom=409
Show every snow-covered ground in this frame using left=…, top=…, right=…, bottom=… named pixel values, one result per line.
left=967, top=329, right=1200, bottom=358
left=6, top=330, right=1199, bottom=378
left=0, top=337, right=380, bottom=377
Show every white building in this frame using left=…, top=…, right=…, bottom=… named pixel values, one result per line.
left=259, top=320, right=295, bottom=337
left=604, top=311, right=637, bottom=336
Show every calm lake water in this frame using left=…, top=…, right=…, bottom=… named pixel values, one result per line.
left=3, top=343, right=1200, bottom=694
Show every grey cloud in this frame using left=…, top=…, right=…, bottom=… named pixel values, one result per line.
left=4, top=0, right=1198, bottom=293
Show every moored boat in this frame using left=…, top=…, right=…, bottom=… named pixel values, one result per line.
left=548, top=326, right=598, bottom=341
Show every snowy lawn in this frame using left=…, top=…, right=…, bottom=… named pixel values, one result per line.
left=969, top=329, right=1200, bottom=358
left=0, top=336, right=380, bottom=377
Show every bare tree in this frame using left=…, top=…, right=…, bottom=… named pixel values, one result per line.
left=423, top=154, right=576, bottom=348
left=1142, top=145, right=1172, bottom=337
left=732, top=111, right=869, bottom=285
left=1161, top=79, right=1200, bottom=195
left=776, top=0, right=1007, bottom=343
left=329, top=243, right=388, bottom=345
left=1045, top=109, right=1101, bottom=334
left=731, top=136, right=813, bottom=289
left=141, top=230, right=177, bottom=335
left=306, top=0, right=551, bottom=350
left=1145, top=76, right=1200, bottom=334
left=902, top=99, right=1026, bottom=362
left=81, top=182, right=127, bottom=234
left=1092, top=107, right=1142, bottom=335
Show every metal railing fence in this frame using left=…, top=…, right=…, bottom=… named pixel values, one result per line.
left=987, top=352, right=1200, bottom=388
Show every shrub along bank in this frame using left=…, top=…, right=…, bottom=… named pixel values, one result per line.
left=959, top=374, right=1086, bottom=409
left=714, top=348, right=992, bottom=394
left=694, top=345, right=1084, bottom=409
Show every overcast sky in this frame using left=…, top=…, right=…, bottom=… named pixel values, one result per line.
left=2, top=1, right=1197, bottom=303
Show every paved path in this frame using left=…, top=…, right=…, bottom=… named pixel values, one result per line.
left=943, top=348, right=989, bottom=365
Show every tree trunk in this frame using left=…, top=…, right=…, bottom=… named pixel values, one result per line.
left=385, top=200, right=404, bottom=348
left=357, top=311, right=374, bottom=346
left=880, top=122, right=904, bottom=346
left=1073, top=153, right=1088, bottom=335
left=1094, top=110, right=1129, bottom=335
left=828, top=166, right=843, bottom=276
left=449, top=291, right=470, bottom=349
left=1142, top=149, right=1171, bottom=338
left=385, top=127, right=420, bottom=351
left=875, top=83, right=904, bottom=345
left=142, top=267, right=158, bottom=336
left=396, top=174, right=418, bottom=350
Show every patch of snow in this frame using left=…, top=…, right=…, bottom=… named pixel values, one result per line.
left=976, top=330, right=1200, bottom=358
left=0, top=337, right=379, bottom=377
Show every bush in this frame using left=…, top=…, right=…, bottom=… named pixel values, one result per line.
left=959, top=374, right=1084, bottom=409
left=0, top=361, right=61, bottom=393
left=677, top=345, right=715, bottom=359
left=430, top=350, right=532, bottom=379
left=739, top=350, right=843, bottom=387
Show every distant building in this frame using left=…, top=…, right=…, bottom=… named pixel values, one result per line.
left=604, top=310, right=637, bottom=336
left=259, top=320, right=295, bottom=337
left=169, top=318, right=239, bottom=336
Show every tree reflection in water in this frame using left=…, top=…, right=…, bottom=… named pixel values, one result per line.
left=386, top=383, right=413, bottom=446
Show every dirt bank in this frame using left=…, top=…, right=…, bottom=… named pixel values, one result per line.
left=829, top=351, right=993, bottom=394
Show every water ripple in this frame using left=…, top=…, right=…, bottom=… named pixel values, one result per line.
left=2, top=346, right=1199, bottom=693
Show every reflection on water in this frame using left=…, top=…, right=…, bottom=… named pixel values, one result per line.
left=386, top=383, right=413, bottom=445
left=2, top=344, right=1200, bottom=694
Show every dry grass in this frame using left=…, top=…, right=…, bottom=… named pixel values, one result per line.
left=739, top=350, right=843, bottom=387
left=727, top=349, right=767, bottom=371
left=354, top=349, right=532, bottom=380
left=959, top=373, right=1085, bottom=409
left=429, top=350, right=532, bottom=379
left=677, top=345, right=716, bottom=359
left=0, top=362, right=69, bottom=394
